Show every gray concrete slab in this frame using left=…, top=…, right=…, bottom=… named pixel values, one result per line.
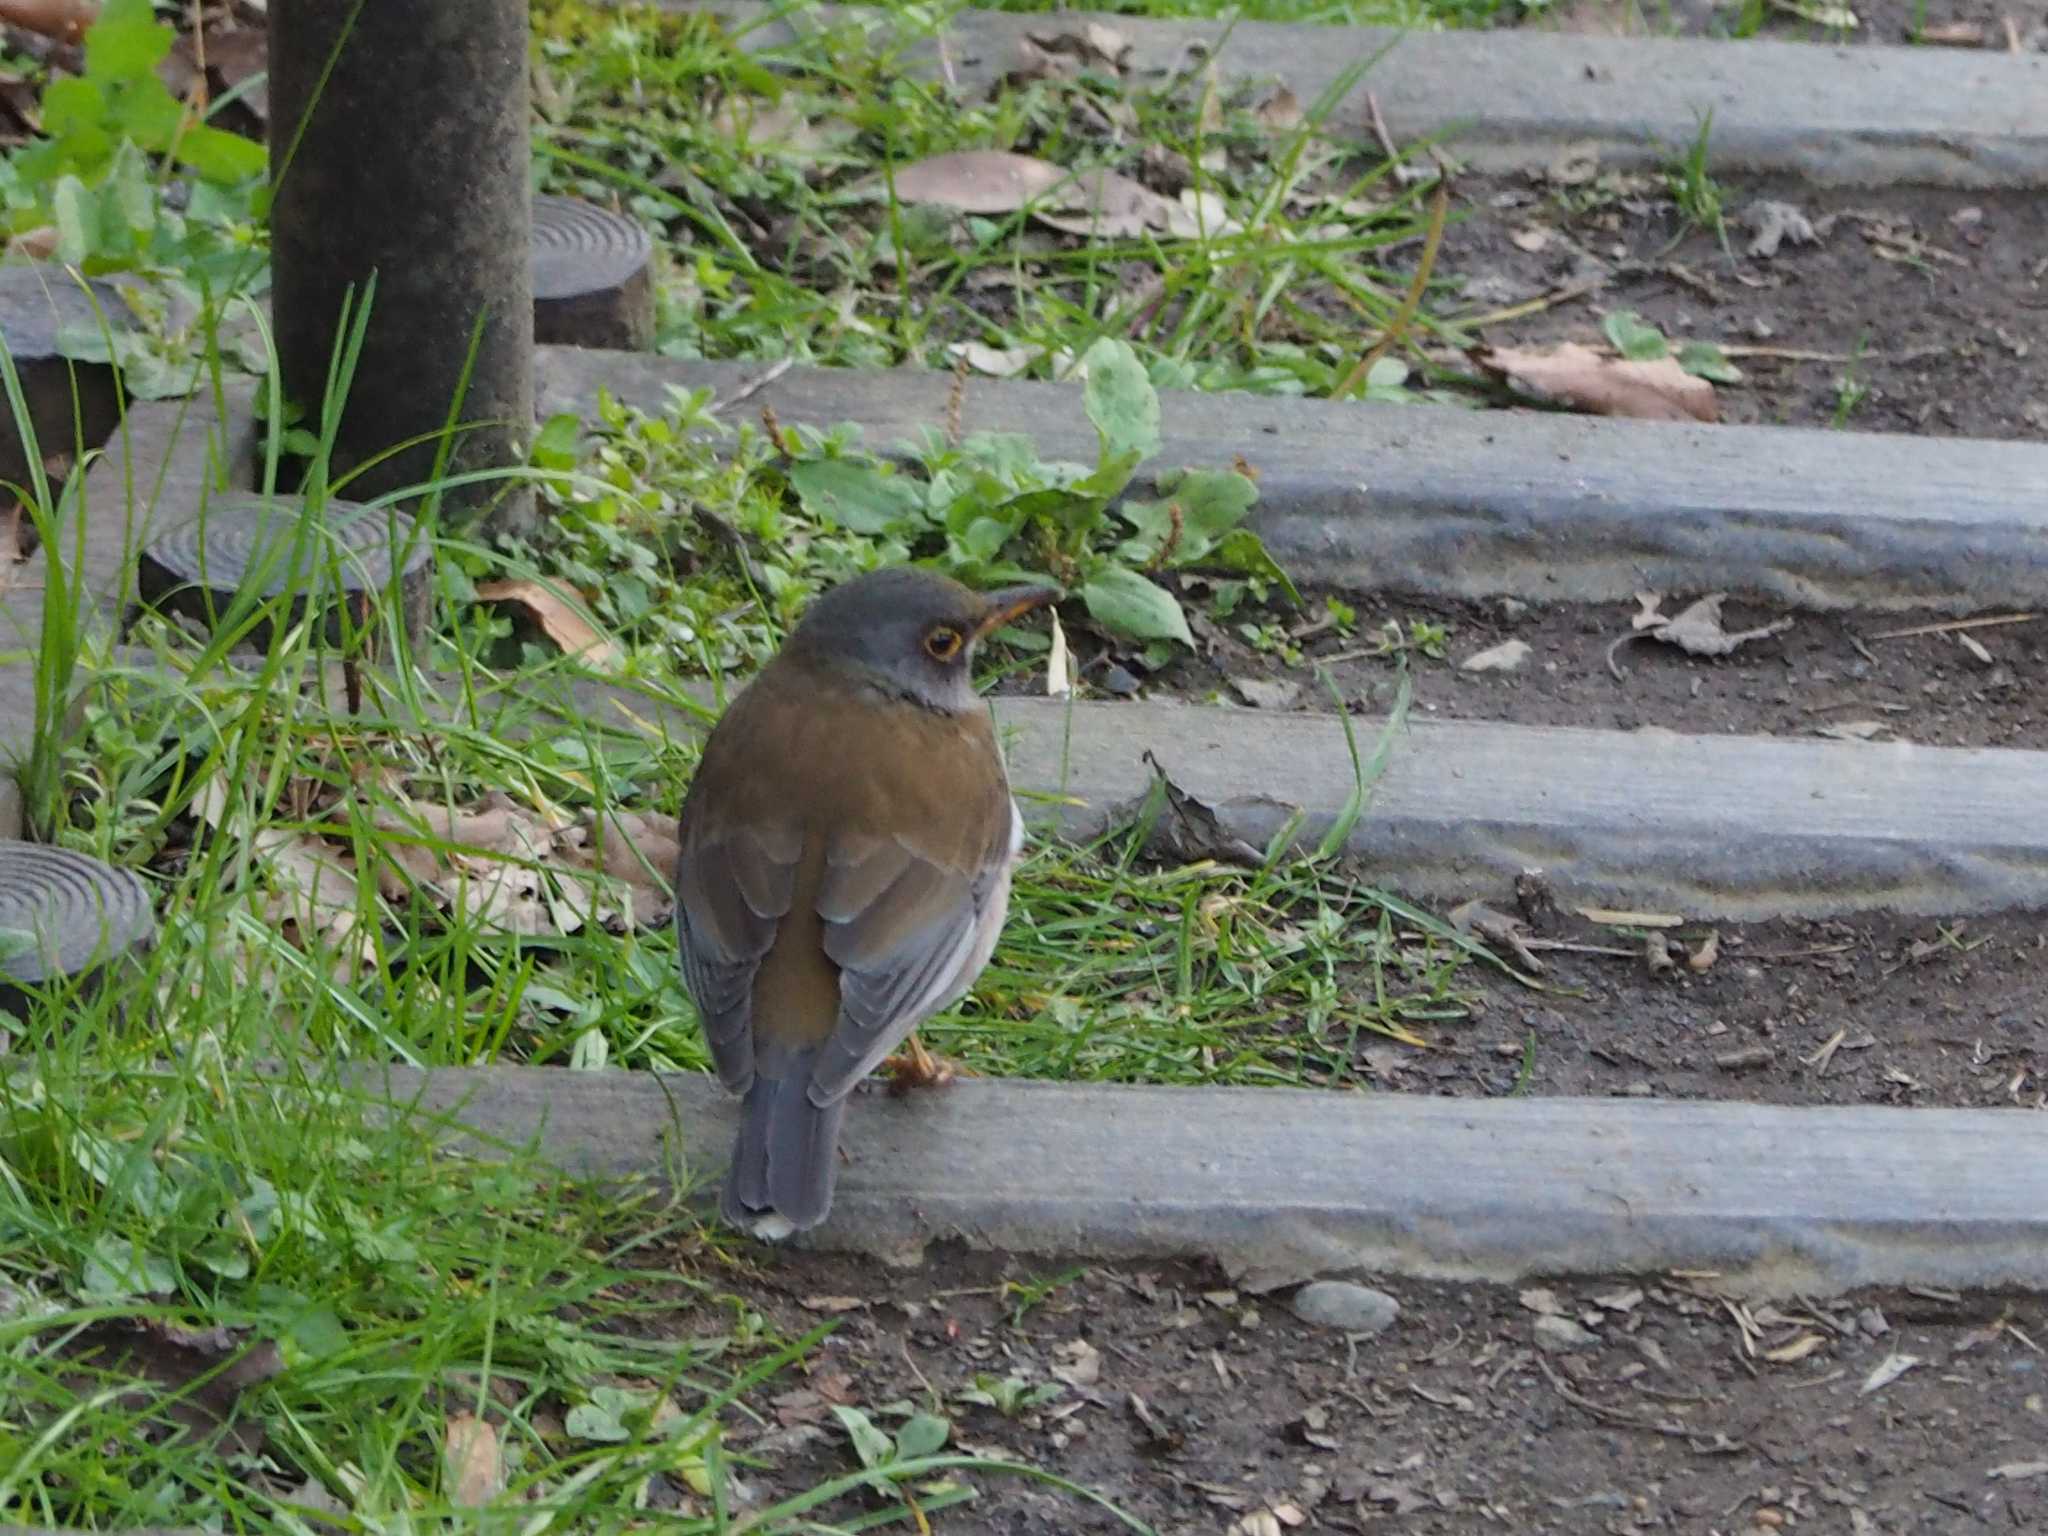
left=537, top=348, right=2048, bottom=615
left=360, top=1062, right=2048, bottom=1296
left=699, top=1, right=2048, bottom=188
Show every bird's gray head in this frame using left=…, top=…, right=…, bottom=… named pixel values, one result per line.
left=784, top=566, right=1059, bottom=712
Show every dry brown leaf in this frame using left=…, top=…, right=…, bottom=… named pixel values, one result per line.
left=1687, top=930, right=1720, bottom=972
left=0, top=0, right=95, bottom=43
left=1917, top=19, right=1986, bottom=42
left=1644, top=593, right=1794, bottom=658
left=1255, top=86, right=1303, bottom=133
left=947, top=340, right=1038, bottom=378
left=1476, top=341, right=1717, bottom=423
left=893, top=149, right=1066, bottom=214
left=1051, top=1338, right=1102, bottom=1387
left=1033, top=167, right=1182, bottom=239
left=475, top=578, right=622, bottom=669
left=1763, top=1333, right=1828, bottom=1364
left=443, top=1412, right=503, bottom=1507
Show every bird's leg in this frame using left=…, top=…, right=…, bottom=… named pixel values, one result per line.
left=882, top=1031, right=965, bottom=1093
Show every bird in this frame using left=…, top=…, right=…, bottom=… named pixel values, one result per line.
left=673, top=566, right=1059, bottom=1239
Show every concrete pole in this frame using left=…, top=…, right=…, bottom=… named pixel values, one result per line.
left=268, top=0, right=534, bottom=535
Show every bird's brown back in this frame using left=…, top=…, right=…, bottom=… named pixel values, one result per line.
left=680, top=653, right=1014, bottom=1048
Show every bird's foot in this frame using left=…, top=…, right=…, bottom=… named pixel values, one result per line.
left=883, top=1034, right=965, bottom=1094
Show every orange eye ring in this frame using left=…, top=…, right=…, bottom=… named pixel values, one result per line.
left=923, top=625, right=964, bottom=661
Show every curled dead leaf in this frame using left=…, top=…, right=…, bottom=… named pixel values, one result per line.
left=892, top=149, right=1066, bottom=214
left=1475, top=340, right=1718, bottom=423
left=475, top=578, right=622, bottom=670
left=444, top=1412, right=503, bottom=1507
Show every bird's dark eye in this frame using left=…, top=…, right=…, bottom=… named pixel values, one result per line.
left=923, top=625, right=964, bottom=661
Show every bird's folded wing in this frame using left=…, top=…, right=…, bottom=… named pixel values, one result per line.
left=674, top=820, right=802, bottom=1093
left=807, top=827, right=1010, bottom=1103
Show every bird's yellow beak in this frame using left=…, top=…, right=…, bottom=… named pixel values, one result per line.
left=972, top=584, right=1061, bottom=642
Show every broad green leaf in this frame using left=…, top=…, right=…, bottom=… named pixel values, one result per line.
left=177, top=124, right=269, bottom=184
left=1081, top=337, right=1160, bottom=478
left=110, top=76, right=185, bottom=150
left=52, top=176, right=94, bottom=266
left=532, top=412, right=583, bottom=470
left=1209, top=528, right=1302, bottom=605
left=105, top=141, right=155, bottom=237
left=85, top=0, right=176, bottom=83
left=565, top=1401, right=630, bottom=1442
left=0, top=926, right=38, bottom=963
left=894, top=1412, right=951, bottom=1460
left=40, top=76, right=107, bottom=140
left=1081, top=566, right=1194, bottom=647
left=831, top=1404, right=894, bottom=1470
left=1677, top=340, right=1745, bottom=383
left=788, top=459, right=926, bottom=534
left=1602, top=310, right=1668, bottom=361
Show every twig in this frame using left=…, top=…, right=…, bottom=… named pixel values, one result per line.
left=1866, top=612, right=2037, bottom=641
left=1459, top=276, right=1606, bottom=329
left=706, top=356, right=795, bottom=418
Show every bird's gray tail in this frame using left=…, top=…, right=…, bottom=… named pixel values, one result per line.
left=721, top=1053, right=847, bottom=1238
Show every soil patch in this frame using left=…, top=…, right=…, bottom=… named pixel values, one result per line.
left=1140, top=590, right=2048, bottom=753
left=645, top=1249, right=2048, bottom=1535
left=1438, top=173, right=2048, bottom=443
left=1516, top=0, right=2046, bottom=52
left=1359, top=906, right=2048, bottom=1110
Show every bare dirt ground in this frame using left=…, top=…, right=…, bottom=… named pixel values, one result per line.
left=1515, top=0, right=2048, bottom=51
left=1435, top=174, right=2048, bottom=443
left=1151, top=590, right=2048, bottom=753
left=641, top=1249, right=2048, bottom=1535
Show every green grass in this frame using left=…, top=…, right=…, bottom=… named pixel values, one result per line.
left=531, top=0, right=1477, bottom=402
left=0, top=3, right=1542, bottom=1527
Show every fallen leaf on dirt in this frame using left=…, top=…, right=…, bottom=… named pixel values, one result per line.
left=557, top=806, right=677, bottom=926
left=59, top=1317, right=283, bottom=1457
left=1518, top=1287, right=1565, bottom=1316
left=1770, top=0, right=1857, bottom=22
left=1255, top=86, right=1303, bottom=133
left=1609, top=592, right=1794, bottom=677
left=1131, top=750, right=1268, bottom=869
left=1033, top=167, right=1184, bottom=239
left=1546, top=141, right=1602, bottom=185
left=1226, top=1514, right=1283, bottom=1536
left=893, top=149, right=1067, bottom=213
left=1230, top=676, right=1301, bottom=710
left=1957, top=631, right=1995, bottom=665
left=1687, top=930, right=1720, bottom=972
left=1593, top=1286, right=1643, bottom=1311
left=1763, top=1333, right=1829, bottom=1364
left=1046, top=605, right=1074, bottom=698
left=1025, top=19, right=1131, bottom=67
left=1459, top=638, right=1530, bottom=673
left=947, top=340, right=1037, bottom=377
left=475, top=578, right=622, bottom=669
left=1448, top=898, right=1544, bottom=973
left=1989, top=1461, right=2048, bottom=1481
left=1917, top=19, right=1985, bottom=43
left=1744, top=199, right=1822, bottom=258
left=1474, top=341, right=1717, bottom=423
left=1859, top=1351, right=1920, bottom=1394
left=1509, top=226, right=1553, bottom=253
left=798, top=1294, right=866, bottom=1313
left=1816, top=719, right=1891, bottom=742
left=444, top=1412, right=502, bottom=1506
left=1051, top=1338, right=1102, bottom=1387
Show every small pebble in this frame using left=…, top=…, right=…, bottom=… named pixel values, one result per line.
left=1290, top=1280, right=1400, bottom=1336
